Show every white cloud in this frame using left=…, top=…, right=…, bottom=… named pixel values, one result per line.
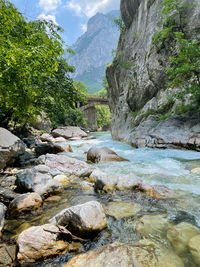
left=39, top=0, right=62, bottom=14
left=81, top=23, right=87, bottom=33
left=38, top=13, right=58, bottom=25
left=66, top=0, right=120, bottom=18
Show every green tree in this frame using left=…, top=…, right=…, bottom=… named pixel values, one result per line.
left=96, top=105, right=111, bottom=128
left=0, top=0, right=75, bottom=127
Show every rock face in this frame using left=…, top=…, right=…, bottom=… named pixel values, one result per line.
left=52, top=126, right=87, bottom=139
left=17, top=224, right=68, bottom=263
left=106, top=0, right=200, bottom=150
left=0, top=128, right=25, bottom=169
left=50, top=201, right=107, bottom=237
left=9, top=193, right=42, bottom=216
left=87, top=147, right=129, bottom=163
left=67, top=11, right=119, bottom=92
left=65, top=241, right=184, bottom=267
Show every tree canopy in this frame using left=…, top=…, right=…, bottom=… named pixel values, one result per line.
left=0, top=0, right=85, bottom=128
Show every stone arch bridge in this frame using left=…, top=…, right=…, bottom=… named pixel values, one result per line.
left=79, top=97, right=109, bottom=130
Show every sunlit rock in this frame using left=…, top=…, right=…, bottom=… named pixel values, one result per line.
left=9, top=192, right=42, bottom=216
left=115, top=174, right=140, bottom=191
left=87, top=147, right=129, bottom=163
left=54, top=174, right=70, bottom=185
left=52, top=126, right=87, bottom=139
left=90, top=168, right=117, bottom=192
left=188, top=235, right=200, bottom=265
left=167, top=222, right=200, bottom=254
left=50, top=201, right=107, bottom=237
left=17, top=224, right=68, bottom=263
left=136, top=214, right=169, bottom=237
left=36, top=154, right=92, bottom=177
left=104, top=201, right=140, bottom=219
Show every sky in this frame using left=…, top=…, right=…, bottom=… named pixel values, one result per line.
left=10, top=0, right=120, bottom=46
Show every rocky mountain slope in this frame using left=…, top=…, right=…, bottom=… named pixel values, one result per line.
left=67, top=11, right=120, bottom=93
left=106, top=0, right=200, bottom=150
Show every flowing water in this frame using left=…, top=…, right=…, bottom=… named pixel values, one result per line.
left=5, top=132, right=200, bottom=266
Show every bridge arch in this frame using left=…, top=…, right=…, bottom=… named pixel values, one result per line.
left=79, top=97, right=109, bottom=130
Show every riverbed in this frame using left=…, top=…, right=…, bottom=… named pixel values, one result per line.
left=5, top=132, right=200, bottom=266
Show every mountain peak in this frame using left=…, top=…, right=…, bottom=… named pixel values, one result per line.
left=67, top=10, right=120, bottom=93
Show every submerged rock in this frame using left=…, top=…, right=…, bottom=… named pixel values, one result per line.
left=0, top=202, right=6, bottom=234
left=16, top=168, right=63, bottom=197
left=135, top=214, right=169, bottom=237
left=52, top=126, right=87, bottom=139
left=104, top=201, right=140, bottom=219
left=8, top=192, right=42, bottom=216
left=188, top=235, right=200, bottom=265
left=17, top=224, right=68, bottom=263
left=50, top=201, right=107, bottom=237
left=65, top=240, right=183, bottom=267
left=167, top=222, right=200, bottom=254
left=87, top=147, right=129, bottom=163
left=0, top=128, right=25, bottom=169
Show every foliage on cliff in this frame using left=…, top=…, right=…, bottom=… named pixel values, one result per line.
left=154, top=0, right=200, bottom=106
left=0, top=0, right=85, bottom=128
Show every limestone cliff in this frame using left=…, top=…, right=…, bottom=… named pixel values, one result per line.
left=106, top=0, right=200, bottom=150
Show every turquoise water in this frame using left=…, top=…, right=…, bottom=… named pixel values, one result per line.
left=66, top=132, right=200, bottom=196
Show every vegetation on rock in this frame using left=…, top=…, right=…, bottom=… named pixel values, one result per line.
left=154, top=0, right=200, bottom=108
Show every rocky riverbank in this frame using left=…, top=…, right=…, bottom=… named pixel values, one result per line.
left=0, top=127, right=200, bottom=266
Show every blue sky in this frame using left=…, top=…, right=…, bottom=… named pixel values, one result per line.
left=10, top=0, right=120, bottom=46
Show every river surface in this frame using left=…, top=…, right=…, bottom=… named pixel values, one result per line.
left=5, top=132, right=200, bottom=266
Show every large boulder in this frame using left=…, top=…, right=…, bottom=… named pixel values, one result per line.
left=8, top=193, right=42, bottom=217
left=36, top=154, right=92, bottom=177
left=65, top=240, right=184, bottom=267
left=87, top=147, right=129, bottom=163
left=17, top=224, right=68, bottom=263
left=167, top=222, right=200, bottom=254
left=50, top=201, right=107, bottom=237
left=0, top=202, right=6, bottom=234
left=188, top=235, right=200, bottom=265
left=0, top=128, right=25, bottom=169
left=52, top=126, right=87, bottom=139
left=16, top=168, right=63, bottom=197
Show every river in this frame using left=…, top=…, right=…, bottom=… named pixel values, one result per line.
left=5, top=132, right=200, bottom=266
